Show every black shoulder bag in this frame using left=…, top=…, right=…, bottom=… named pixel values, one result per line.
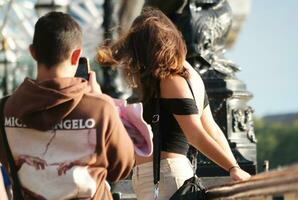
left=0, top=96, right=24, bottom=200
left=152, top=80, right=206, bottom=200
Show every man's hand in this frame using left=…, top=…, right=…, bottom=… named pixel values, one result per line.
left=17, top=155, right=47, bottom=170
left=88, top=71, right=102, bottom=94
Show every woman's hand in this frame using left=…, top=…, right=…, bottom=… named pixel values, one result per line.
left=229, top=166, right=251, bottom=181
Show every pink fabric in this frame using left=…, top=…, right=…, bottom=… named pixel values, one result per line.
left=113, top=99, right=153, bottom=157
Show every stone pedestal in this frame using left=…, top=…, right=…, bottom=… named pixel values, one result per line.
left=196, top=72, right=257, bottom=176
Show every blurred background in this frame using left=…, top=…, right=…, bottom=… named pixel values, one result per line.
left=226, top=0, right=298, bottom=171
left=0, top=0, right=297, bottom=171
left=227, top=0, right=298, bottom=117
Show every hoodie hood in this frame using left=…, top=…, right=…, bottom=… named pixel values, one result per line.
left=10, top=77, right=91, bottom=131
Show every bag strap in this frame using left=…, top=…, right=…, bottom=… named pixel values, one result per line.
left=152, top=104, right=160, bottom=185
left=152, top=81, right=161, bottom=199
left=185, top=78, right=196, bottom=102
left=185, top=79, right=199, bottom=175
left=0, top=96, right=24, bottom=200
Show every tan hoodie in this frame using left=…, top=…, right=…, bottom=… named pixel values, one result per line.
left=2, top=77, right=135, bottom=200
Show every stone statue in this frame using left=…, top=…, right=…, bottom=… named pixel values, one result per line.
left=146, top=0, right=239, bottom=78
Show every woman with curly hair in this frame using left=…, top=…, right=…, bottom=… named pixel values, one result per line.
left=97, top=7, right=250, bottom=200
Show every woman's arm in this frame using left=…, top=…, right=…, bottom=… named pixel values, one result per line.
left=201, top=105, right=237, bottom=166
left=198, top=106, right=251, bottom=180
left=174, top=113, right=238, bottom=172
left=160, top=76, right=250, bottom=181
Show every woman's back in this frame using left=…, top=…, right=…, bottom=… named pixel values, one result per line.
left=136, top=61, right=208, bottom=165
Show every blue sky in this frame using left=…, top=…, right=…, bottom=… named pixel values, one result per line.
left=226, top=0, right=298, bottom=116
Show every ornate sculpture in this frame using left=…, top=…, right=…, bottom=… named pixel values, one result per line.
left=146, top=0, right=239, bottom=78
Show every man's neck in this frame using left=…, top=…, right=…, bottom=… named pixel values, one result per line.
left=36, top=62, right=75, bottom=82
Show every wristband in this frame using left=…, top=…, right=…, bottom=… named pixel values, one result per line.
left=228, top=165, right=240, bottom=173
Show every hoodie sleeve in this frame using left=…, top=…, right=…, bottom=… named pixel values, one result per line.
left=102, top=101, right=135, bottom=182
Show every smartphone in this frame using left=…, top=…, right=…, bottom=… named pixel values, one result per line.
left=75, top=57, right=90, bottom=80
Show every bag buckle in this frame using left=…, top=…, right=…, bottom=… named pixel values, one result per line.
left=154, top=182, right=159, bottom=200
left=152, top=114, right=160, bottom=123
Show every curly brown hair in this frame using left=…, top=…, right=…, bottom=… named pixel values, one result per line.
left=97, top=7, right=188, bottom=102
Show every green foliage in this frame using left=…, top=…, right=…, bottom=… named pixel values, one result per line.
left=255, top=118, right=298, bottom=171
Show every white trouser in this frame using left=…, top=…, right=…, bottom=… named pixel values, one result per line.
left=132, top=157, right=193, bottom=200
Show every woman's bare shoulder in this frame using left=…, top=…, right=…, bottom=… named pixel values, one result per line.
left=160, top=75, right=193, bottom=99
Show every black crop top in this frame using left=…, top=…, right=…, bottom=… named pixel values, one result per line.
left=143, top=84, right=209, bottom=155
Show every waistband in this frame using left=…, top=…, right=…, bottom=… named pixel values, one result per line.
left=133, top=156, right=192, bottom=175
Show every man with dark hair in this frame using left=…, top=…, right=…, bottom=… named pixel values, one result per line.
left=0, top=12, right=134, bottom=199
left=32, top=11, right=83, bottom=68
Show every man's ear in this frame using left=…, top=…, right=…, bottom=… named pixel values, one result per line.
left=29, top=44, right=37, bottom=61
left=71, top=48, right=82, bottom=66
